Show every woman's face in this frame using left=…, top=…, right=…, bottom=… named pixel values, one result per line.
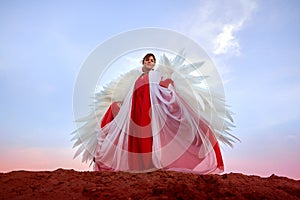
left=143, top=56, right=155, bottom=70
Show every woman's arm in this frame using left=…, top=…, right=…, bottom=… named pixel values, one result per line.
left=159, top=78, right=174, bottom=88
left=100, top=101, right=122, bottom=128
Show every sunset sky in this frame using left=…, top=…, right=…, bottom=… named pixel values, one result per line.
left=1, top=0, right=299, bottom=180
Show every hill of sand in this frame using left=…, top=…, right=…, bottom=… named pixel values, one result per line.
left=1, top=169, right=299, bottom=199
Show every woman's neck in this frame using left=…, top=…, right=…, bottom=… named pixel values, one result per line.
left=142, top=66, right=152, bottom=73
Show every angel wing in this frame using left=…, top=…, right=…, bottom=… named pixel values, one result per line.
left=71, top=68, right=140, bottom=165
left=156, top=53, right=238, bottom=147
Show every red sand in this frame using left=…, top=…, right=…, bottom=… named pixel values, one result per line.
left=1, top=169, right=299, bottom=199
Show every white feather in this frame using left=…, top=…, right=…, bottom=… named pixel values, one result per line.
left=71, top=69, right=140, bottom=163
left=157, top=53, right=238, bottom=147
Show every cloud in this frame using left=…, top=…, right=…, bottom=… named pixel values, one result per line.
left=213, top=24, right=240, bottom=55
left=175, top=0, right=257, bottom=56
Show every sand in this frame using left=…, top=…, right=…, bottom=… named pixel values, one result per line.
left=1, top=168, right=299, bottom=199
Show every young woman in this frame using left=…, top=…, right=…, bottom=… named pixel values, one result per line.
left=73, top=53, right=237, bottom=173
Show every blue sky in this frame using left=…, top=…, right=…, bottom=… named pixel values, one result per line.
left=1, top=0, right=299, bottom=179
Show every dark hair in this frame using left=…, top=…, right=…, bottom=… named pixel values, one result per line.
left=142, top=53, right=156, bottom=64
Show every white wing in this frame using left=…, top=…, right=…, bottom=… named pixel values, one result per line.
left=156, top=53, right=238, bottom=147
left=71, top=69, right=140, bottom=164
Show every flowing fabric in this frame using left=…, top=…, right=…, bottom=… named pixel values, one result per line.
left=94, top=70, right=224, bottom=173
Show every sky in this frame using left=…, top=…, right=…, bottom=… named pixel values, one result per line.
left=0, top=0, right=300, bottom=180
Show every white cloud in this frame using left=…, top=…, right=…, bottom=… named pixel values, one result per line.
left=213, top=24, right=240, bottom=55
left=175, top=0, right=257, bottom=56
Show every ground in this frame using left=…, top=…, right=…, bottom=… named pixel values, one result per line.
left=1, top=169, right=299, bottom=199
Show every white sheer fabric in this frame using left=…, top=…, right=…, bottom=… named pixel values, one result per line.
left=94, top=70, right=223, bottom=173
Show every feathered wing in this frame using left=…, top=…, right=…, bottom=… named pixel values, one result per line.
left=71, top=68, right=141, bottom=164
left=156, top=54, right=238, bottom=147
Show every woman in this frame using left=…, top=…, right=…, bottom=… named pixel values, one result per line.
left=97, top=53, right=158, bottom=171
left=73, top=53, right=236, bottom=173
